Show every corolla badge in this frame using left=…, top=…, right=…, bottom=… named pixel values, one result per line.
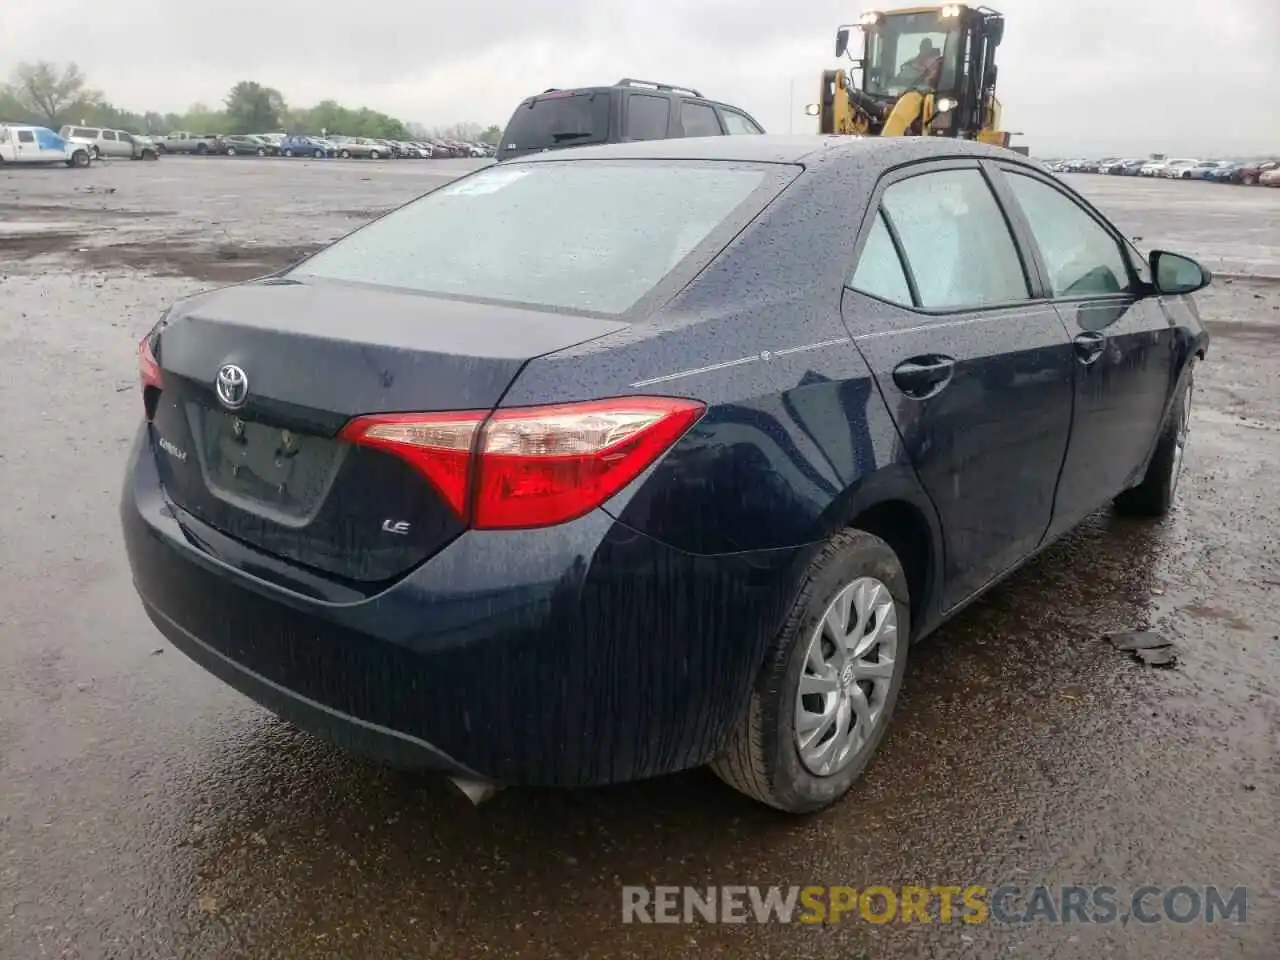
left=215, top=363, right=249, bottom=409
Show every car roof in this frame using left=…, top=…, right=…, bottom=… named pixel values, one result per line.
left=505, top=134, right=1030, bottom=168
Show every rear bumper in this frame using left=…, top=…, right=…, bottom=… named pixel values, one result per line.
left=138, top=594, right=480, bottom=777
left=122, top=425, right=801, bottom=787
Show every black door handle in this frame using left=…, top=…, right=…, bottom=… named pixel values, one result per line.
left=892, top=355, right=956, bottom=399
left=1073, top=331, right=1106, bottom=365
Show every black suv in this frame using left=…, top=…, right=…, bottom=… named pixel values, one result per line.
left=496, top=78, right=765, bottom=161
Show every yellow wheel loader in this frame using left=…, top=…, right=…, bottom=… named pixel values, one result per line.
left=814, top=5, right=1025, bottom=153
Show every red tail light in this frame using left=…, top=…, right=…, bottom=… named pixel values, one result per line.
left=139, top=332, right=163, bottom=419
left=139, top=332, right=162, bottom=389
left=339, top=397, right=705, bottom=529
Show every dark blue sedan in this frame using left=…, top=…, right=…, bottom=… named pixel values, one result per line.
left=122, top=136, right=1209, bottom=813
left=278, top=135, right=331, bottom=158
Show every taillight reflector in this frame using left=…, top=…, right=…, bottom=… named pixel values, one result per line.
left=340, top=397, right=705, bottom=529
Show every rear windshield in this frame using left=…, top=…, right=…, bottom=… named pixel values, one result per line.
left=289, top=160, right=786, bottom=315
left=499, top=93, right=610, bottom=157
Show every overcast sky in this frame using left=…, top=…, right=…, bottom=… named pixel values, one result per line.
left=6, top=0, right=1279, bottom=156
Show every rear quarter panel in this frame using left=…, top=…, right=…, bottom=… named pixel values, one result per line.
left=501, top=156, right=939, bottom=558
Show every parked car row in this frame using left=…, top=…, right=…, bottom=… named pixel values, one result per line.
left=41, top=127, right=497, bottom=162
left=147, top=130, right=494, bottom=159
left=1048, top=156, right=1280, bottom=186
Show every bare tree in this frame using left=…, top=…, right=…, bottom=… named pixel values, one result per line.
left=10, top=61, right=100, bottom=127
left=431, top=122, right=485, bottom=142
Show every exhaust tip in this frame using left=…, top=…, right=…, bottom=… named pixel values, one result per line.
left=449, top=776, right=503, bottom=806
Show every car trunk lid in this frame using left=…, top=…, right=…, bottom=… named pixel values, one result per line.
left=148, top=279, right=626, bottom=582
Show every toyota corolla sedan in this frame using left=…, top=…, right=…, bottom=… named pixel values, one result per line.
left=122, top=136, right=1209, bottom=813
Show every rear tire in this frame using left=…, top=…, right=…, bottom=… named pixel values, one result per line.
left=226, top=146, right=237, bottom=156
left=370, top=149, right=381, bottom=160
left=196, top=143, right=208, bottom=155
left=340, top=149, right=351, bottom=159
left=712, top=529, right=910, bottom=813
left=1115, top=366, right=1194, bottom=517
left=284, top=148, right=294, bottom=157
left=257, top=147, right=267, bottom=156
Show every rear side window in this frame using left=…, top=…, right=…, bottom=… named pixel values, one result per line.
left=500, top=93, right=609, bottom=156
left=290, top=161, right=784, bottom=316
left=1002, top=172, right=1134, bottom=298
left=850, top=213, right=913, bottom=306
left=17, top=130, right=34, bottom=143
left=681, top=101, right=722, bottom=137
left=721, top=110, right=764, bottom=135
left=881, top=169, right=1029, bottom=309
left=624, top=95, right=671, bottom=141
left=72, top=127, right=97, bottom=138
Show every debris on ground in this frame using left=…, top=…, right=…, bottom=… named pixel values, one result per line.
left=1104, top=630, right=1180, bottom=668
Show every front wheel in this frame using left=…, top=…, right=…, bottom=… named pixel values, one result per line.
left=226, top=147, right=237, bottom=156
left=256, top=147, right=267, bottom=157
left=369, top=149, right=381, bottom=160
left=339, top=149, right=351, bottom=159
left=314, top=149, right=323, bottom=158
left=1115, top=367, right=1194, bottom=517
left=67, top=149, right=91, bottom=168
left=283, top=148, right=294, bottom=157
left=196, top=143, right=208, bottom=155
left=712, top=529, right=910, bottom=813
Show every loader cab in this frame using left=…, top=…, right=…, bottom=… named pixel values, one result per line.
left=834, top=4, right=1006, bottom=140
left=859, top=10, right=963, bottom=99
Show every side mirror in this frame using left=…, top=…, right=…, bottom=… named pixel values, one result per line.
left=1150, top=250, right=1211, bottom=295
left=836, top=28, right=850, bottom=58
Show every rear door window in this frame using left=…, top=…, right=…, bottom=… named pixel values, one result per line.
left=17, top=130, right=34, bottom=143
left=721, top=109, right=764, bottom=135
left=624, top=94, right=671, bottom=141
left=102, top=130, right=118, bottom=141
left=849, top=212, right=913, bottom=306
left=680, top=101, right=723, bottom=137
left=880, top=168, right=1030, bottom=309
left=501, top=93, right=609, bottom=156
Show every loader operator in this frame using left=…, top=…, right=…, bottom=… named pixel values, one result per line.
left=897, top=38, right=943, bottom=88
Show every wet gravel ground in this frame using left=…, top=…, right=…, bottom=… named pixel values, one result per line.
left=1, top=157, right=1278, bottom=959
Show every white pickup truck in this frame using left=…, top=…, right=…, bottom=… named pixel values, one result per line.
left=0, top=124, right=93, bottom=167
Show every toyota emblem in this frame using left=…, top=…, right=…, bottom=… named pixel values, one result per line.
left=215, top=363, right=249, bottom=409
